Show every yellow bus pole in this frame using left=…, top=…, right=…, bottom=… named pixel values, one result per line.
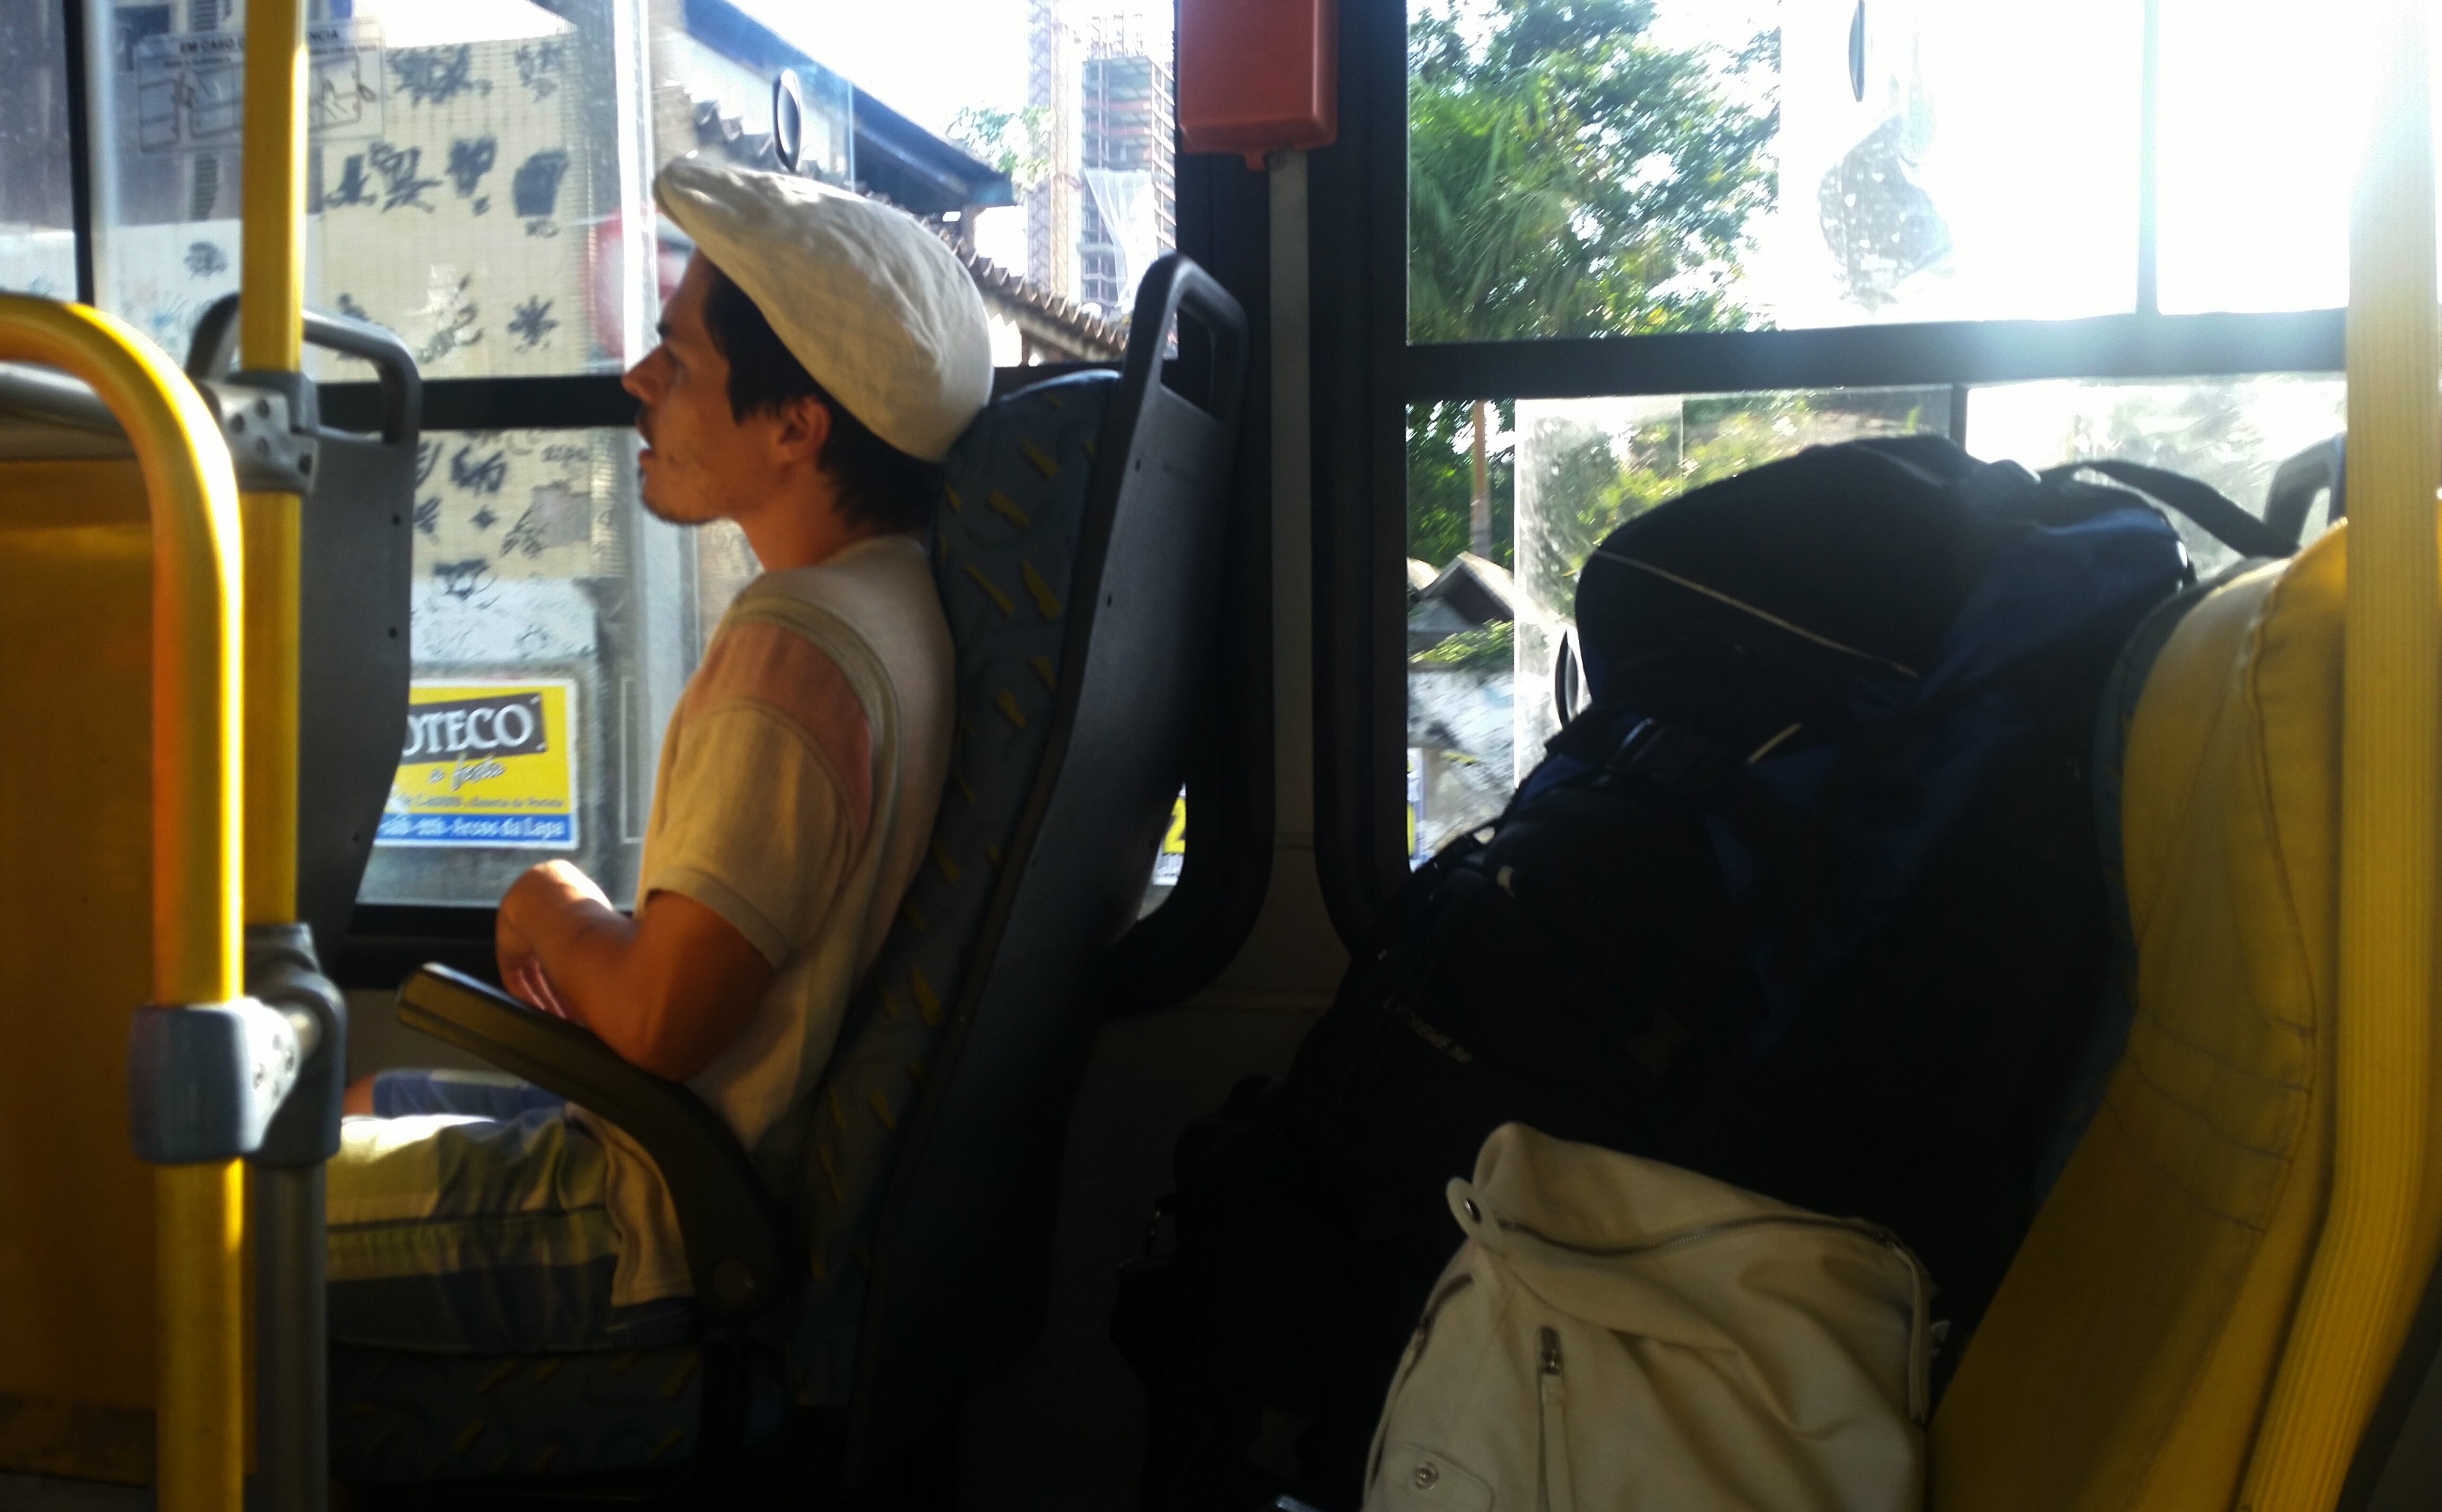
left=0, top=296, right=248, bottom=1512
left=240, top=0, right=306, bottom=927
left=237, top=8, right=326, bottom=1509
left=2240, top=4, right=2442, bottom=1507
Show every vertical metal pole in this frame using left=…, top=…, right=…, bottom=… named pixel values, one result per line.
left=239, top=3, right=320, bottom=1509
left=2243, top=4, right=2441, bottom=1506
left=239, top=0, right=307, bottom=926
left=609, top=0, right=689, bottom=875
left=62, top=0, right=97, bottom=306
left=1270, top=149, right=1313, bottom=855
left=159, top=1163, right=248, bottom=1512
left=254, top=1168, right=327, bottom=1512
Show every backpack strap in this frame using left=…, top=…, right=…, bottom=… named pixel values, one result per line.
left=2038, top=460, right=2295, bottom=559
left=1576, top=715, right=1879, bottom=983
left=1756, top=716, right=1916, bottom=986
left=1604, top=719, right=1800, bottom=864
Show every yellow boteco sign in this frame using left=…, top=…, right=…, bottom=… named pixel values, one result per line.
left=377, top=680, right=578, bottom=848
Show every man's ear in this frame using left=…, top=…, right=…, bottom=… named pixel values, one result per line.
left=771, top=392, right=835, bottom=466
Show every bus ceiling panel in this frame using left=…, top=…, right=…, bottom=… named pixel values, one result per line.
left=1397, top=309, right=2349, bottom=404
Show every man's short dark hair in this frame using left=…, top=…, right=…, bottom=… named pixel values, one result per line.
left=699, top=263, right=944, bottom=536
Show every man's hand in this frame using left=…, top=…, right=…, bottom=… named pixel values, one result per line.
left=497, top=862, right=602, bottom=1019
left=497, top=913, right=572, bottom=1020
left=494, top=861, right=776, bottom=1081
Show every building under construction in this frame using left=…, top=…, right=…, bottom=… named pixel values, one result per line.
left=1028, top=1, right=1176, bottom=320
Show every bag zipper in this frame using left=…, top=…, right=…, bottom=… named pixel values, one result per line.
left=1369, top=1273, right=1476, bottom=1490
left=1537, top=1326, right=1572, bottom=1512
left=1398, top=1273, right=1473, bottom=1390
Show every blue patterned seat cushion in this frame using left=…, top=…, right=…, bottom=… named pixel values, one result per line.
left=331, top=371, right=1118, bottom=1482
left=761, top=370, right=1115, bottom=1405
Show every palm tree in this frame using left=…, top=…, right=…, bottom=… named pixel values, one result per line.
left=1403, top=0, right=1778, bottom=569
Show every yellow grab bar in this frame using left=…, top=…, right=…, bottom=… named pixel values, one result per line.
left=240, top=0, right=307, bottom=926
left=0, top=294, right=249, bottom=1511
left=239, top=0, right=305, bottom=380
left=2241, top=4, right=2442, bottom=1507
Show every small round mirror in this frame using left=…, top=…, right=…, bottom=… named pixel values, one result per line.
left=773, top=68, right=806, bottom=174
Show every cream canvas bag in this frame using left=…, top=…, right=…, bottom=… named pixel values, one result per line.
left=1363, top=1123, right=1932, bottom=1512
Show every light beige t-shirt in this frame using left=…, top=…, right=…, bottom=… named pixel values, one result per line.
left=583, top=533, right=953, bottom=1305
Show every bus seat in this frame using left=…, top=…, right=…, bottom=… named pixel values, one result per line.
left=335, top=254, right=1248, bottom=1493
left=2029, top=557, right=2275, bottom=1207
left=0, top=427, right=171, bottom=1483
left=1930, top=533, right=2342, bottom=1511
left=185, top=297, right=423, bottom=960
left=0, top=307, right=419, bottom=1487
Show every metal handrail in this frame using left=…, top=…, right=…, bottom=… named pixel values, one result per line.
left=234, top=10, right=327, bottom=1512
left=0, top=294, right=247, bottom=1512
left=2243, top=4, right=2442, bottom=1507
left=239, top=0, right=307, bottom=926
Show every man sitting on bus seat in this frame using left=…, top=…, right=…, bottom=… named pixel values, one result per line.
left=323, top=158, right=980, bottom=1353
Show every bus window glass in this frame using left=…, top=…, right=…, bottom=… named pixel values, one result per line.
left=2156, top=1, right=2442, bottom=314
left=358, top=425, right=740, bottom=908
left=0, top=0, right=76, bottom=297
left=1966, top=375, right=2348, bottom=574
left=1406, top=387, right=1950, bottom=858
left=79, top=0, right=866, bottom=374
left=1406, top=0, right=2142, bottom=345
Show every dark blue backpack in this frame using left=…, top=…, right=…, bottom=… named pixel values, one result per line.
left=1118, top=436, right=2284, bottom=1511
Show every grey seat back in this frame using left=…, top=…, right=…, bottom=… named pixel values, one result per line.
left=770, top=366, right=1122, bottom=1394
left=0, top=300, right=420, bottom=961
left=186, top=298, right=422, bottom=958
left=754, top=258, right=1247, bottom=1462
left=847, top=256, right=1245, bottom=1474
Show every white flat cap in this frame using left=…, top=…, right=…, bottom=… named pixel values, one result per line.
left=654, top=157, right=993, bottom=463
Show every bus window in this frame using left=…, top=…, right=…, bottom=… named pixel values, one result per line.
left=1353, top=0, right=2383, bottom=904
left=1406, top=0, right=2144, bottom=344
left=1142, top=789, right=1186, bottom=916
left=2156, top=0, right=2370, bottom=316
left=82, top=0, right=675, bottom=376
left=1967, top=376, right=2350, bottom=573
left=0, top=0, right=75, bottom=297
left=355, top=425, right=698, bottom=909
left=1406, top=387, right=1949, bottom=858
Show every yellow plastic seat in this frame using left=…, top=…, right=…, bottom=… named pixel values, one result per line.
left=1930, top=532, right=2351, bottom=1511
left=0, top=452, right=168, bottom=1483
left=0, top=292, right=254, bottom=1511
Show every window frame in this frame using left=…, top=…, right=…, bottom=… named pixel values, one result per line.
left=1309, top=0, right=2349, bottom=946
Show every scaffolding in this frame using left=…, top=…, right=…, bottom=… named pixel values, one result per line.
left=1029, top=0, right=1177, bottom=316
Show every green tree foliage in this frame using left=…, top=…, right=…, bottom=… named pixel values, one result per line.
left=1514, top=392, right=1940, bottom=610
left=1404, top=0, right=1778, bottom=583
left=946, top=105, right=1053, bottom=194
left=1409, top=400, right=1516, bottom=570
left=1407, top=0, right=1777, bottom=344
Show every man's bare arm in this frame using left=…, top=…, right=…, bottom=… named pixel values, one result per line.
left=496, top=859, right=774, bottom=1082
